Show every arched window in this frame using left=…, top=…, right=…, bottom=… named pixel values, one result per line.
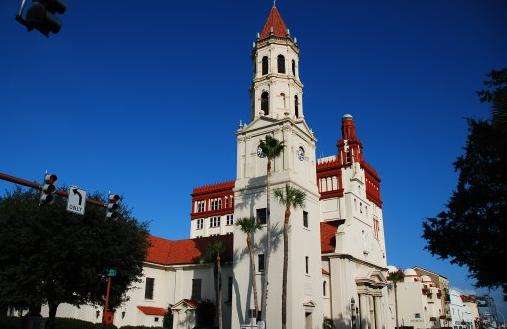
left=261, top=91, right=269, bottom=115
left=292, top=59, right=296, bottom=75
left=323, top=281, right=327, bottom=296
left=277, top=55, right=286, bottom=74
left=294, top=95, right=299, bottom=118
left=262, top=56, right=268, bottom=75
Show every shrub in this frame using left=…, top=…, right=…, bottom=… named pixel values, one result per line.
left=323, top=318, right=335, bottom=329
left=54, top=318, right=118, bottom=329
left=162, top=310, right=173, bottom=329
left=195, top=300, right=216, bottom=328
left=0, top=317, right=22, bottom=329
left=121, top=326, right=162, bottom=329
left=0, top=317, right=115, bottom=329
left=94, top=324, right=118, bottom=329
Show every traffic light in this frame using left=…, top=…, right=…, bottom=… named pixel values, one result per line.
left=16, top=0, right=67, bottom=37
left=40, top=173, right=57, bottom=204
left=106, top=194, right=121, bottom=219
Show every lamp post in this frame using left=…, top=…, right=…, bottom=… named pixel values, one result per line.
left=102, top=268, right=117, bottom=325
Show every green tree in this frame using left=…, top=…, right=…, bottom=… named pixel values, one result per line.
left=203, top=240, right=226, bottom=329
left=387, top=270, right=405, bottom=329
left=423, top=68, right=507, bottom=290
left=235, top=217, right=262, bottom=318
left=0, top=188, right=149, bottom=329
left=162, top=307, right=173, bottom=329
left=195, top=300, right=216, bottom=328
left=478, top=68, right=507, bottom=129
left=273, top=184, right=306, bottom=329
left=258, top=135, right=284, bottom=324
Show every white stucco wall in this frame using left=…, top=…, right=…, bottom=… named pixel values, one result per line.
left=42, top=262, right=233, bottom=328
left=232, top=112, right=323, bottom=329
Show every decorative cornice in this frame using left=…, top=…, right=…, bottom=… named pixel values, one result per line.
left=322, top=253, right=388, bottom=272
left=192, top=180, right=235, bottom=196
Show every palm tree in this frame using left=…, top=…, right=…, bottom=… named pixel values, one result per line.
left=258, top=135, right=284, bottom=323
left=273, top=184, right=306, bottom=329
left=387, top=269, right=405, bottom=329
left=235, top=217, right=262, bottom=319
left=204, top=240, right=226, bottom=329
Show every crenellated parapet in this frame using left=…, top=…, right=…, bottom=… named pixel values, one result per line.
left=316, top=156, right=344, bottom=200
left=361, top=161, right=382, bottom=207
left=190, top=180, right=235, bottom=220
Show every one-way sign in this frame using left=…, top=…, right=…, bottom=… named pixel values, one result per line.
left=66, top=186, right=87, bottom=215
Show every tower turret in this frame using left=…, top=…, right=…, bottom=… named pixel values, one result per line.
left=251, top=6, right=303, bottom=121
left=233, top=6, right=323, bottom=329
left=338, top=114, right=364, bottom=165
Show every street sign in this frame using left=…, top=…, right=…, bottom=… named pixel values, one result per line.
left=106, top=268, right=117, bottom=277
left=66, top=186, right=87, bottom=215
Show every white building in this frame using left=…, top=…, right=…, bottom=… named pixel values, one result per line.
left=387, top=267, right=449, bottom=329
left=461, top=295, right=479, bottom=329
left=450, top=289, right=475, bottom=329
left=43, top=5, right=391, bottom=329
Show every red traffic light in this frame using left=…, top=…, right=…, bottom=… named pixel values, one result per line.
left=44, top=173, right=57, bottom=184
left=26, top=2, right=62, bottom=36
left=40, top=193, right=54, bottom=204
left=17, top=0, right=66, bottom=37
left=42, top=0, right=66, bottom=15
left=108, top=194, right=120, bottom=203
left=42, top=183, right=56, bottom=194
left=106, top=194, right=121, bottom=219
left=40, top=172, right=57, bottom=205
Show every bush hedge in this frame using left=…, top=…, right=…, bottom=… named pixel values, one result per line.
left=120, top=326, right=162, bottom=329
left=0, top=317, right=119, bottom=329
left=0, top=317, right=21, bottom=329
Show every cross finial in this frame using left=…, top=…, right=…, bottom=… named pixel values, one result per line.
left=273, top=0, right=277, bottom=7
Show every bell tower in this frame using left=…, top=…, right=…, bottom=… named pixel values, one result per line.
left=251, top=5, right=304, bottom=121
left=232, top=5, right=323, bottom=329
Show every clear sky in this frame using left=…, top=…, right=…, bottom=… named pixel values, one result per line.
left=1, top=0, right=506, bottom=318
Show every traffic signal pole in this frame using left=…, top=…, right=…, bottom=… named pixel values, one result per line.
left=17, top=0, right=27, bottom=16
left=0, top=171, right=106, bottom=208
left=102, top=276, right=112, bottom=325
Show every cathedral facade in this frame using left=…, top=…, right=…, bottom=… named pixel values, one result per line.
left=50, top=6, right=391, bottom=329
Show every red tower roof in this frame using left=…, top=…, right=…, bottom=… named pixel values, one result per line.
left=259, top=6, right=289, bottom=39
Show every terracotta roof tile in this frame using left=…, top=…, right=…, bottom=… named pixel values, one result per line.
left=192, top=180, right=235, bottom=196
left=171, top=299, right=199, bottom=310
left=137, top=306, right=167, bottom=316
left=259, top=6, right=289, bottom=39
left=146, top=234, right=233, bottom=266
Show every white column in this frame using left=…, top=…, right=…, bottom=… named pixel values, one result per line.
left=374, top=296, right=382, bottom=329
left=173, top=268, right=184, bottom=303
left=359, top=294, right=369, bottom=329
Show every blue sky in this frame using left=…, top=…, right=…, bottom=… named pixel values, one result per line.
left=1, top=0, right=506, bottom=317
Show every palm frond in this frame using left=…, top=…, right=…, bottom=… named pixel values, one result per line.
left=273, top=187, right=286, bottom=204
left=290, top=188, right=306, bottom=209
left=387, top=270, right=405, bottom=282
left=235, top=217, right=261, bottom=234
left=259, top=135, right=285, bottom=159
left=202, top=240, right=226, bottom=263
left=274, top=184, right=306, bottom=210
